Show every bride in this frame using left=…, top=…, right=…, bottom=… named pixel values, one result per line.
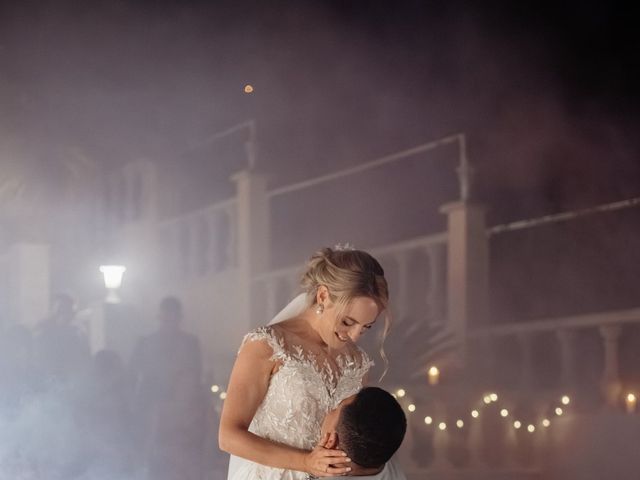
left=219, top=247, right=390, bottom=479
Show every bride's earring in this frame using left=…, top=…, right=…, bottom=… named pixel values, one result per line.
left=315, top=303, right=324, bottom=315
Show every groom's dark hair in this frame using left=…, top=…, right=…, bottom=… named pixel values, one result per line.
left=337, top=387, right=407, bottom=469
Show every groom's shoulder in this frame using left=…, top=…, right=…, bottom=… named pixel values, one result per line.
left=383, top=459, right=407, bottom=480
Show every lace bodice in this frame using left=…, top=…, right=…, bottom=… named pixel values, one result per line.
left=227, top=325, right=373, bottom=480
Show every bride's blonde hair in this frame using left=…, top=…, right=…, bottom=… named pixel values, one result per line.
left=300, top=247, right=391, bottom=378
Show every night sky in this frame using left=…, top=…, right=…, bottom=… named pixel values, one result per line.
left=1, top=0, right=639, bottom=224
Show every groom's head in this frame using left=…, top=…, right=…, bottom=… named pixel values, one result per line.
left=328, top=387, right=407, bottom=470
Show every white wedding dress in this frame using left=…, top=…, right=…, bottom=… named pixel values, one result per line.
left=227, top=324, right=373, bottom=480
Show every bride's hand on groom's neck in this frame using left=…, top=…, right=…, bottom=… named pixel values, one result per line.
left=305, top=432, right=351, bottom=477
left=320, top=431, right=338, bottom=450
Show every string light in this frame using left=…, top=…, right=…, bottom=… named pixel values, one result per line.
left=211, top=385, right=220, bottom=393
left=244, top=84, right=254, bottom=93
left=401, top=388, right=565, bottom=435
left=428, top=366, right=440, bottom=386
left=220, top=392, right=227, bottom=400
left=626, top=393, right=637, bottom=413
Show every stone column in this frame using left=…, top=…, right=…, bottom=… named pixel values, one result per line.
left=518, top=333, right=534, bottom=391
left=425, top=242, right=446, bottom=323
left=115, top=160, right=160, bottom=319
left=599, top=325, right=622, bottom=407
left=231, top=170, right=270, bottom=331
left=467, top=407, right=484, bottom=468
left=556, top=329, right=577, bottom=386
left=439, top=201, right=489, bottom=365
left=393, top=251, right=410, bottom=320
left=265, top=280, right=279, bottom=321
left=431, top=400, right=454, bottom=469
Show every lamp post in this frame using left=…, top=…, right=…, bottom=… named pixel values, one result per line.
left=99, top=265, right=126, bottom=303
left=90, top=265, right=127, bottom=354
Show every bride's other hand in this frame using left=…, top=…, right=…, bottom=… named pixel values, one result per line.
left=304, top=433, right=351, bottom=477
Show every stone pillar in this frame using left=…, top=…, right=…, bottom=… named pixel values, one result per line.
left=393, top=251, right=410, bottom=320
left=112, top=160, right=160, bottom=320
left=599, top=325, right=622, bottom=407
left=425, top=242, right=446, bottom=324
left=556, top=329, right=577, bottom=386
left=7, top=243, right=50, bottom=328
left=265, top=280, right=278, bottom=321
left=231, top=170, right=270, bottom=330
left=431, top=400, right=453, bottom=469
left=518, top=333, right=534, bottom=391
left=467, top=408, right=484, bottom=468
left=117, top=159, right=161, bottom=223
left=89, top=303, right=105, bottom=354
left=439, top=201, right=489, bottom=365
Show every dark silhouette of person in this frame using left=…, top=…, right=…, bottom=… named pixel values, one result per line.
left=130, top=296, right=205, bottom=480
left=34, top=293, right=90, bottom=385
left=0, top=324, right=40, bottom=411
left=72, top=349, right=134, bottom=477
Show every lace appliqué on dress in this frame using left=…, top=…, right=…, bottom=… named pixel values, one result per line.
left=229, top=325, right=373, bottom=480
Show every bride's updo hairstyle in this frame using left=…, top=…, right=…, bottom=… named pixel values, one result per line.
left=301, top=247, right=388, bottom=313
left=301, top=247, right=391, bottom=373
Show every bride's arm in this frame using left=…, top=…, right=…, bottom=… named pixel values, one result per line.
left=218, top=338, right=351, bottom=477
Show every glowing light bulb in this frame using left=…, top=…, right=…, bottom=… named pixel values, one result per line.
left=211, top=385, right=220, bottom=393
left=542, top=419, right=551, bottom=427
left=471, top=410, right=479, bottom=418
left=408, top=404, right=416, bottom=412
left=500, top=409, right=509, bottom=417
left=513, top=421, right=522, bottom=429
left=428, top=366, right=440, bottom=385
left=490, top=393, right=498, bottom=402
left=424, top=416, right=433, bottom=425
left=561, top=395, right=570, bottom=405
left=220, top=392, right=227, bottom=400
left=438, top=422, right=447, bottom=431
left=396, top=389, right=406, bottom=398
left=626, top=393, right=637, bottom=413
left=555, top=407, right=563, bottom=416
left=456, top=419, right=464, bottom=428
left=244, top=84, right=254, bottom=93
left=527, top=424, right=535, bottom=433
left=483, top=395, right=491, bottom=404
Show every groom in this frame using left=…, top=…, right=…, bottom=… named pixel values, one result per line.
left=318, top=387, right=407, bottom=479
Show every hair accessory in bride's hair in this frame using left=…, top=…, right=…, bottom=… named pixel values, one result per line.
left=334, top=242, right=356, bottom=252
